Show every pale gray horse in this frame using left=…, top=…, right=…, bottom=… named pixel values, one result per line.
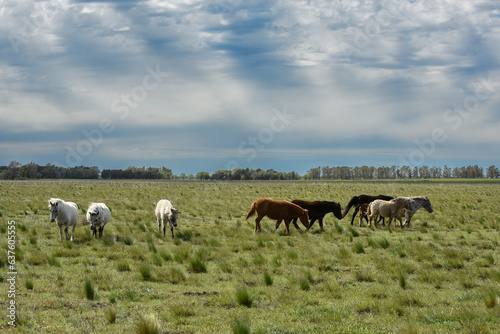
left=398, top=196, right=433, bottom=227
left=155, top=199, right=178, bottom=238
left=48, top=198, right=79, bottom=241
left=86, top=203, right=111, bottom=238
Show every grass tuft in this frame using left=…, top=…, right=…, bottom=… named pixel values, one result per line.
left=352, top=242, right=365, bottom=254
left=117, top=261, right=131, bottom=272
left=263, top=271, right=273, bottom=286
left=399, top=272, right=407, bottom=290
left=84, top=279, right=96, bottom=300
left=334, top=222, right=344, bottom=234
left=169, top=266, right=186, bottom=284
left=236, top=286, right=254, bottom=307
left=177, top=229, right=193, bottom=241
left=139, top=264, right=153, bottom=281
left=300, top=279, right=310, bottom=291
left=47, top=254, right=61, bottom=267
left=484, top=290, right=498, bottom=308
left=348, top=226, right=360, bottom=237
left=122, top=237, right=134, bottom=245
left=377, top=237, right=390, bottom=249
left=232, top=316, right=251, bottom=334
left=171, top=305, right=195, bottom=317
left=134, top=313, right=161, bottom=334
left=106, top=307, right=117, bottom=324
left=25, top=279, right=34, bottom=290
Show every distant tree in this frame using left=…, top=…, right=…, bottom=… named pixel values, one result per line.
left=195, top=171, right=210, bottom=180
left=19, top=162, right=39, bottom=179
left=3, top=161, right=21, bottom=179
left=443, top=165, right=452, bottom=178
left=212, top=170, right=231, bottom=180
left=487, top=165, right=499, bottom=178
left=308, top=167, right=321, bottom=180
left=430, top=166, right=442, bottom=178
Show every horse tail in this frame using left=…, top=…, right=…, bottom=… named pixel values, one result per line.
left=245, top=202, right=257, bottom=221
left=342, top=196, right=358, bottom=218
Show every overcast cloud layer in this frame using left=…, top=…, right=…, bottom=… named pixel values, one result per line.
left=1, top=0, right=499, bottom=174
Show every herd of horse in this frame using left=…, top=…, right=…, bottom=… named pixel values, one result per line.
left=245, top=194, right=433, bottom=234
left=48, top=193, right=433, bottom=241
left=48, top=198, right=178, bottom=240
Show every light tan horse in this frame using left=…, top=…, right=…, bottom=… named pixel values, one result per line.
left=368, top=197, right=411, bottom=228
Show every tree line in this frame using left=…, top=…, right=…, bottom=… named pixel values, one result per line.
left=305, top=164, right=500, bottom=180
left=1, top=161, right=499, bottom=180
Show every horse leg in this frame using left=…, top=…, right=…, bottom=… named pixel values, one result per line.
left=291, top=218, right=301, bottom=230
left=70, top=224, right=75, bottom=241
left=254, top=216, right=263, bottom=233
left=64, top=225, right=69, bottom=240
left=284, top=219, right=291, bottom=234
left=170, top=221, right=174, bottom=238
left=157, top=216, right=162, bottom=235
left=308, top=218, right=317, bottom=230
left=318, top=218, right=324, bottom=230
left=58, top=225, right=63, bottom=241
left=350, top=206, right=360, bottom=225
left=404, top=211, right=412, bottom=227
left=359, top=209, right=366, bottom=227
left=99, top=226, right=104, bottom=237
left=275, top=219, right=283, bottom=231
left=387, top=217, right=393, bottom=228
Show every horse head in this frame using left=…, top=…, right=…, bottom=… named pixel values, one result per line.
left=170, top=209, right=178, bottom=227
left=330, top=202, right=343, bottom=220
left=48, top=200, right=59, bottom=222
left=88, top=207, right=101, bottom=230
left=423, top=197, right=433, bottom=213
left=300, top=209, right=310, bottom=229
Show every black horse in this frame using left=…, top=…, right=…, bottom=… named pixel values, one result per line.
left=290, top=200, right=343, bottom=231
left=343, top=194, right=394, bottom=225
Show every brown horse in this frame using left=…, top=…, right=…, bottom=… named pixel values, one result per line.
left=290, top=200, right=342, bottom=231
left=245, top=198, right=309, bottom=234
left=343, top=194, right=394, bottom=225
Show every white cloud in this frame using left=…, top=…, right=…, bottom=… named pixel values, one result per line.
left=0, top=0, right=499, bottom=169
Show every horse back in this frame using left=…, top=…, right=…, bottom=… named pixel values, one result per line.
left=63, top=201, right=79, bottom=225
left=257, top=199, right=307, bottom=219
left=292, top=199, right=340, bottom=218
left=156, top=199, right=173, bottom=217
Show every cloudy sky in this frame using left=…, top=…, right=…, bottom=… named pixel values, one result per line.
left=1, top=0, right=499, bottom=175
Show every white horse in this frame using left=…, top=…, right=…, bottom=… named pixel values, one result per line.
left=86, top=203, right=111, bottom=238
left=48, top=198, right=79, bottom=241
left=155, top=199, right=178, bottom=238
left=398, top=196, right=433, bottom=226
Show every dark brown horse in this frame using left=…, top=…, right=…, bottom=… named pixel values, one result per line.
left=290, top=200, right=342, bottom=231
left=343, top=194, right=394, bottom=225
left=245, top=198, right=309, bottom=234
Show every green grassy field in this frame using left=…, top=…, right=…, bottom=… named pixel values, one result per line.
left=1, top=180, right=499, bottom=333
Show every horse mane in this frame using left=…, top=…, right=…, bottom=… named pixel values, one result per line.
left=48, top=198, right=62, bottom=208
